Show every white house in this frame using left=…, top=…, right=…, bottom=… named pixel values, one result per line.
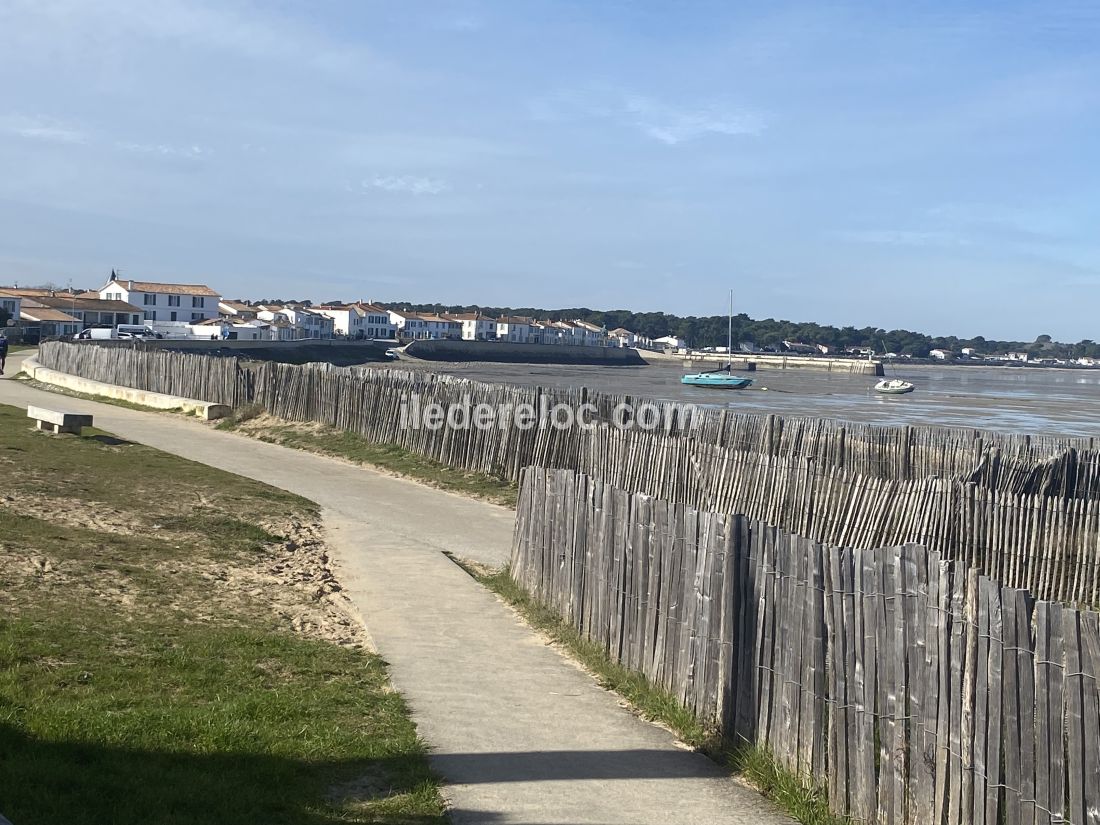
left=219, top=300, right=258, bottom=320
left=315, top=304, right=363, bottom=338
left=389, top=310, right=460, bottom=340
left=1006, top=351, right=1030, bottom=362
left=528, top=320, right=550, bottom=343
left=496, top=316, right=537, bottom=343
left=352, top=303, right=396, bottom=338
left=960, top=347, right=978, bottom=357
left=541, top=320, right=576, bottom=345
left=356, top=303, right=397, bottom=339
left=98, top=273, right=220, bottom=324
left=19, top=302, right=81, bottom=339
left=609, top=327, right=655, bottom=349
left=929, top=349, right=955, bottom=360
left=0, top=289, right=23, bottom=323
left=609, top=327, right=636, bottom=348
left=447, top=312, right=497, bottom=341
left=387, top=309, right=419, bottom=338
left=416, top=314, right=461, bottom=340
left=262, top=317, right=302, bottom=341
left=654, top=334, right=688, bottom=350
left=316, top=303, right=397, bottom=339
left=572, top=320, right=607, bottom=347
left=255, top=305, right=334, bottom=339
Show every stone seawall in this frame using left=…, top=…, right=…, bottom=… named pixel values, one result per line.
left=405, top=339, right=646, bottom=365
left=684, top=352, right=883, bottom=376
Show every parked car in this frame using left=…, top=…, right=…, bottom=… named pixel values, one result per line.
left=116, top=324, right=162, bottom=339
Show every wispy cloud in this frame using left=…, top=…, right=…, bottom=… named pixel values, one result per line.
left=428, top=13, right=485, bottom=32
left=927, top=202, right=1073, bottom=241
left=529, top=88, right=764, bottom=145
left=1, top=0, right=376, bottom=72
left=623, top=95, right=764, bottom=144
left=363, top=175, right=449, bottom=196
left=0, top=114, right=86, bottom=144
left=116, top=140, right=208, bottom=159
left=834, top=229, right=970, bottom=247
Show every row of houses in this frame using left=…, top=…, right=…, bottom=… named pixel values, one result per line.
left=1, top=274, right=663, bottom=349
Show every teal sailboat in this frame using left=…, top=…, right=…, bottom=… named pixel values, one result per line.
left=681, top=291, right=754, bottom=389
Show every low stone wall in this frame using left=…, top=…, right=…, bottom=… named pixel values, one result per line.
left=684, top=353, right=883, bottom=375
left=22, top=356, right=231, bottom=420
left=405, top=339, right=646, bottom=365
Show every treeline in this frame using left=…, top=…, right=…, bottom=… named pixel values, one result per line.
left=376, top=301, right=1099, bottom=359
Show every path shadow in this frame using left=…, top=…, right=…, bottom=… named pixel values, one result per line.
left=0, top=723, right=443, bottom=825
left=430, top=748, right=727, bottom=784
left=84, top=434, right=134, bottom=447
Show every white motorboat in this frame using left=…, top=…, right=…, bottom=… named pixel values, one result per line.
left=874, top=378, right=915, bottom=395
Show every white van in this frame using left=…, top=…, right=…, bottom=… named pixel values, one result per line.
left=74, top=327, right=117, bottom=340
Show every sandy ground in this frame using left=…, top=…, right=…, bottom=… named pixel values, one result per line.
left=0, top=492, right=370, bottom=650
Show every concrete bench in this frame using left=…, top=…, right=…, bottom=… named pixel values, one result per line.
left=27, top=405, right=93, bottom=435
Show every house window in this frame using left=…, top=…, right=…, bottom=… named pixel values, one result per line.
left=143, top=293, right=156, bottom=305
left=170, top=311, right=177, bottom=321
left=144, top=311, right=156, bottom=321
left=168, top=295, right=180, bottom=307
left=191, top=312, right=202, bottom=320
left=192, top=296, right=205, bottom=308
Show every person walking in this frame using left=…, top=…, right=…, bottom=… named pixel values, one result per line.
left=0, top=333, right=8, bottom=375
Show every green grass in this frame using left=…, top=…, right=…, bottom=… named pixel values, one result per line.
left=734, top=746, right=843, bottom=825
left=464, top=562, right=845, bottom=825
left=0, top=403, right=446, bottom=825
left=221, top=414, right=518, bottom=508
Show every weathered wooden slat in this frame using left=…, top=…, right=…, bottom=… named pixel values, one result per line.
left=1032, top=601, right=1065, bottom=825
left=1065, top=609, right=1087, bottom=825
left=1079, top=611, right=1100, bottom=825
left=985, top=579, right=1005, bottom=825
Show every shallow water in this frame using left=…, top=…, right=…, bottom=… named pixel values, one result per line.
left=396, top=361, right=1100, bottom=438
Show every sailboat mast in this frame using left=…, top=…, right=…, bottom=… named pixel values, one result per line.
left=728, top=289, right=733, bottom=371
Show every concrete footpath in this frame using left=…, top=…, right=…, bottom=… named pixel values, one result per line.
left=0, top=353, right=791, bottom=825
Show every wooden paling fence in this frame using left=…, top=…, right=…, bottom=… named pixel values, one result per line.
left=36, top=343, right=1100, bottom=603
left=511, top=467, right=1100, bottom=825
left=578, top=429, right=1100, bottom=606
left=37, top=341, right=242, bottom=407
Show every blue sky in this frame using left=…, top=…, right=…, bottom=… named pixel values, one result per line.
left=1, top=1, right=1097, bottom=340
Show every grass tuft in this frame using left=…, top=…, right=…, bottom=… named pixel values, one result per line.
left=731, top=746, right=845, bottom=825
left=215, top=402, right=264, bottom=429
